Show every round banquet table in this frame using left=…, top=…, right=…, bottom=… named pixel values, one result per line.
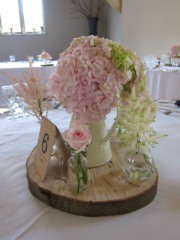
left=0, top=106, right=180, bottom=240
left=0, top=61, right=57, bottom=106
left=145, top=64, right=180, bottom=100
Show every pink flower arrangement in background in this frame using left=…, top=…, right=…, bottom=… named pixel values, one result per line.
left=9, top=28, right=13, bottom=34
left=47, top=36, right=132, bottom=123
left=167, top=52, right=172, bottom=58
left=62, top=119, right=91, bottom=153
left=40, top=50, right=52, bottom=60
left=170, top=45, right=180, bottom=56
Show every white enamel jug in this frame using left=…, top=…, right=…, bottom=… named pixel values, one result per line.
left=72, top=106, right=120, bottom=168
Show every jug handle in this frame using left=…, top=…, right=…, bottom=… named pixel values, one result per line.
left=101, top=105, right=121, bottom=146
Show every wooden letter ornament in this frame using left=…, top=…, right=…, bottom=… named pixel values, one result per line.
left=34, top=117, right=70, bottom=182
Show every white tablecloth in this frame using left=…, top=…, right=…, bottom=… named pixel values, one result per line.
left=146, top=65, right=180, bottom=100
left=0, top=61, right=56, bottom=106
left=0, top=107, right=180, bottom=240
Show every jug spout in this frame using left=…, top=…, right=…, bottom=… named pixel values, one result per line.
left=101, top=105, right=121, bottom=146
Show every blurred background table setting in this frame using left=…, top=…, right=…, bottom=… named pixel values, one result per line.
left=141, top=53, right=180, bottom=100
left=1, top=83, right=30, bottom=119
left=0, top=51, right=57, bottom=106
left=156, top=99, right=180, bottom=115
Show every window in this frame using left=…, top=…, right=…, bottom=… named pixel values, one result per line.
left=0, top=0, right=44, bottom=34
left=22, top=0, right=44, bottom=32
left=0, top=0, right=21, bottom=32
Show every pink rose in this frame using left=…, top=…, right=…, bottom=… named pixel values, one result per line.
left=62, top=120, right=91, bottom=153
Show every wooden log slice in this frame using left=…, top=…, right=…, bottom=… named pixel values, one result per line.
left=26, top=141, right=158, bottom=217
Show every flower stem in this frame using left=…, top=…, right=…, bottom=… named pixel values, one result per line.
left=38, top=99, right=43, bottom=119
left=76, top=154, right=81, bottom=193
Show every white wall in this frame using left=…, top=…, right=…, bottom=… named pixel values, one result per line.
left=3, top=0, right=178, bottom=61
left=0, top=0, right=105, bottom=62
left=105, top=4, right=121, bottom=43
left=121, top=0, right=180, bottom=57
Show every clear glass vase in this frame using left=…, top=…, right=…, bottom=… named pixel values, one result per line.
left=122, top=150, right=155, bottom=180
left=67, top=152, right=88, bottom=194
left=43, top=59, right=51, bottom=65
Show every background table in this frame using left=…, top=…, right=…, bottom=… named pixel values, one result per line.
left=0, top=61, right=56, bottom=106
left=145, top=65, right=180, bottom=100
left=0, top=107, right=180, bottom=240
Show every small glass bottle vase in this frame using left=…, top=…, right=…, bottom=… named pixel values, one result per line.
left=67, top=152, right=88, bottom=194
left=43, top=59, right=51, bottom=65
left=122, top=149, right=155, bottom=180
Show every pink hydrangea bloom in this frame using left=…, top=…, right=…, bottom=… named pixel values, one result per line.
left=170, top=45, right=180, bottom=56
left=47, top=36, right=130, bottom=123
left=47, top=36, right=146, bottom=123
left=40, top=50, right=52, bottom=60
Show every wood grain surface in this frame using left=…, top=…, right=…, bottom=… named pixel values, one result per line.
left=26, top=141, right=158, bottom=216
